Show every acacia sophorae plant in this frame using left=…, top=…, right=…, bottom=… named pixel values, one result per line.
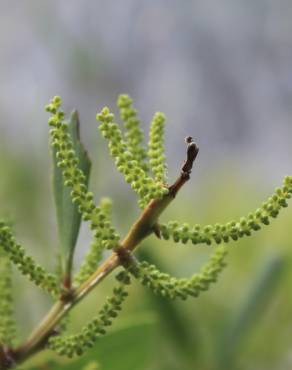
left=0, top=94, right=291, bottom=369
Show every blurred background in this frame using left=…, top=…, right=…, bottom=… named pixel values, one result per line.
left=1, top=1, right=292, bottom=369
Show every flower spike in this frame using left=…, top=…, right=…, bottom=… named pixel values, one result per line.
left=74, top=198, right=115, bottom=285
left=117, top=94, right=148, bottom=172
left=0, top=222, right=59, bottom=297
left=0, top=251, right=16, bottom=346
left=160, top=176, right=292, bottom=246
left=129, top=246, right=227, bottom=300
left=148, top=112, right=167, bottom=183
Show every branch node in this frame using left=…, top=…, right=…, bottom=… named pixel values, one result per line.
left=114, top=246, right=136, bottom=268
left=60, top=288, right=76, bottom=304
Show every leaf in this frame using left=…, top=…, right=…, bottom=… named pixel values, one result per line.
left=52, top=110, right=91, bottom=282
left=217, top=253, right=286, bottom=368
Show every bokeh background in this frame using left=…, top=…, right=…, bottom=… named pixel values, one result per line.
left=1, top=1, right=292, bottom=369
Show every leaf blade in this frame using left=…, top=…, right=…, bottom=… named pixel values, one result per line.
left=52, top=110, right=91, bottom=283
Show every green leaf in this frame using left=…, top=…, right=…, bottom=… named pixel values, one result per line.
left=52, top=110, right=91, bottom=283
left=217, top=253, right=286, bottom=368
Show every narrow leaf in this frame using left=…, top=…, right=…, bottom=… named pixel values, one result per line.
left=52, top=110, right=91, bottom=283
left=217, top=253, right=286, bottom=368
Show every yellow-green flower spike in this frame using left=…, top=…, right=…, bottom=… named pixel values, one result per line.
left=160, top=176, right=292, bottom=246
left=73, top=236, right=104, bottom=286
left=148, top=112, right=167, bottom=183
left=0, top=222, right=59, bottom=296
left=48, top=271, right=131, bottom=358
left=74, top=198, right=115, bottom=285
left=129, top=247, right=227, bottom=300
left=117, top=94, right=148, bottom=172
left=0, top=250, right=16, bottom=346
left=46, top=97, right=120, bottom=250
left=96, top=107, right=168, bottom=208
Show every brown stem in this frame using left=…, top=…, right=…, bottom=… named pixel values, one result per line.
left=169, top=136, right=199, bottom=197
left=8, top=137, right=199, bottom=369
left=0, top=346, right=15, bottom=369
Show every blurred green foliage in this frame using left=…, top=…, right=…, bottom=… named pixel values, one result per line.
left=0, top=135, right=291, bottom=370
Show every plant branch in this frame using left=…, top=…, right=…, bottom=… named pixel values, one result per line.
left=8, top=137, right=199, bottom=369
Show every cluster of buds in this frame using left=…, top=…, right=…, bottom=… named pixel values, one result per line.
left=97, top=105, right=168, bottom=209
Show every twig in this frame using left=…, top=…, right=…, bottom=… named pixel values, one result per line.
left=9, top=137, right=199, bottom=369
